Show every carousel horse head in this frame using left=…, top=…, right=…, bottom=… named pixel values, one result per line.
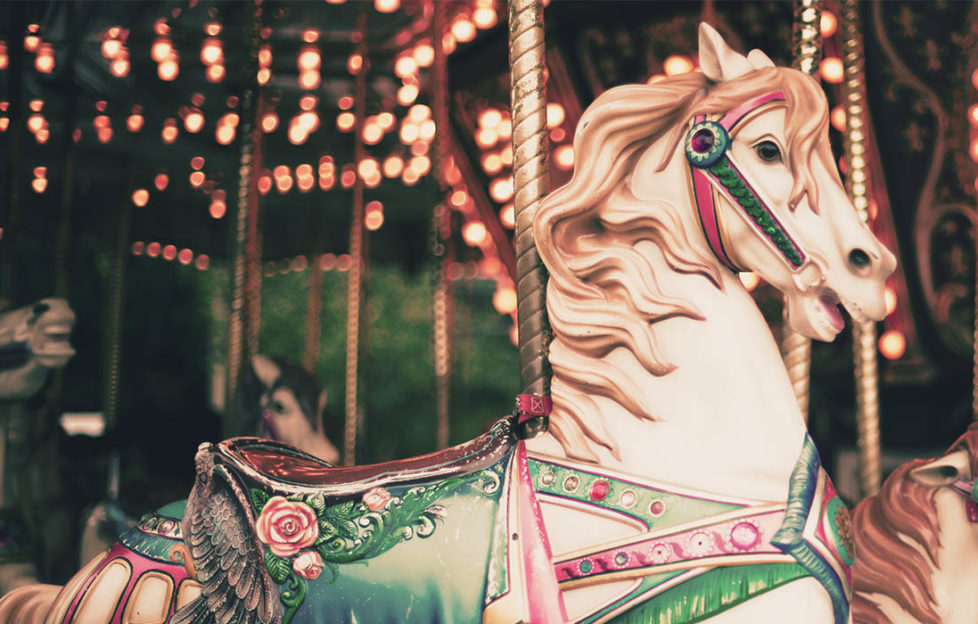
left=0, top=298, right=75, bottom=400
left=235, top=354, right=339, bottom=464
left=851, top=423, right=978, bottom=624
left=534, top=23, right=895, bottom=454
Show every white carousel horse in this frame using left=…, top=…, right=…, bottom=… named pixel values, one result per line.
left=0, top=298, right=75, bottom=594
left=852, top=423, right=978, bottom=624
left=0, top=24, right=894, bottom=623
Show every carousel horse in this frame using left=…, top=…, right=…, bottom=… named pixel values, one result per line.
left=851, top=423, right=978, bottom=624
left=0, top=298, right=75, bottom=594
left=0, top=24, right=895, bottom=623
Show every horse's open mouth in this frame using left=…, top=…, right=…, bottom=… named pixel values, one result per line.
left=814, top=290, right=845, bottom=332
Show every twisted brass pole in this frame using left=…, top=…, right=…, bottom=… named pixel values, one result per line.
left=842, top=0, right=881, bottom=497
left=509, top=0, right=552, bottom=414
left=432, top=2, right=453, bottom=450
left=781, top=0, right=822, bottom=423
left=343, top=13, right=368, bottom=466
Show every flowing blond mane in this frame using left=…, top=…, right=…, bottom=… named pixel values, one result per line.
left=851, top=424, right=978, bottom=624
left=533, top=67, right=831, bottom=461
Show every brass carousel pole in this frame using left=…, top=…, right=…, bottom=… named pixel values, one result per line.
left=509, top=0, right=552, bottom=434
left=782, top=0, right=822, bottom=423
left=343, top=12, right=368, bottom=465
left=432, top=3, right=454, bottom=450
left=841, top=0, right=882, bottom=497
left=226, top=0, right=262, bottom=430
left=303, top=257, right=323, bottom=373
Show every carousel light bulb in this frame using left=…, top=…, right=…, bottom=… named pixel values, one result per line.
left=184, top=111, right=204, bottom=133
left=409, top=104, right=431, bottom=122
left=663, top=55, right=694, bottom=76
left=0, top=118, right=8, bottom=132
left=222, top=113, right=239, bottom=128
left=162, top=122, right=178, bottom=144
left=158, top=58, right=179, bottom=81
left=201, top=38, right=223, bottom=65
left=473, top=7, right=497, bottom=29
left=409, top=155, right=431, bottom=176
left=127, top=113, right=144, bottom=133
left=189, top=171, right=205, bottom=187
left=546, top=102, right=565, bottom=128
left=396, top=84, right=419, bottom=106
left=383, top=155, right=404, bottom=177
left=132, top=189, right=149, bottom=207
left=151, top=38, right=172, bottom=62
left=450, top=190, right=468, bottom=207
left=258, top=45, right=272, bottom=68
left=195, top=255, right=210, bottom=270
left=347, top=53, right=363, bottom=75
left=162, top=244, right=177, bottom=261
left=206, top=64, right=225, bottom=82
left=191, top=156, right=204, bottom=170
left=419, top=120, right=437, bottom=141
left=879, top=330, right=906, bottom=360
left=154, top=173, right=169, bottom=190
left=402, top=167, right=420, bottom=185
left=338, top=95, right=354, bottom=110
left=492, top=286, right=517, bottom=314
left=363, top=123, right=383, bottom=144
left=257, top=175, right=273, bottom=195
left=500, top=145, right=513, bottom=165
left=216, top=125, right=236, bottom=144
left=482, top=153, right=503, bottom=174
left=257, top=68, right=271, bottom=85
left=299, top=70, right=320, bottom=90
left=262, top=112, right=279, bottom=133
left=479, top=108, right=502, bottom=129
left=35, top=44, right=54, bottom=73
left=374, top=0, right=399, bottom=13
left=820, top=57, right=844, bottom=84
left=154, top=19, right=169, bottom=36
left=413, top=43, right=434, bottom=67
left=318, top=175, right=335, bottom=190
left=297, top=111, right=319, bottom=131
left=394, top=55, right=417, bottom=78
left=489, top=176, right=514, bottom=202
left=462, top=221, right=488, bottom=247
left=820, top=11, right=838, bottom=37
left=364, top=211, right=384, bottom=231
left=299, top=95, right=318, bottom=111
left=298, top=46, right=321, bottom=71
left=452, top=18, right=477, bottom=43
left=146, top=242, right=161, bottom=257
left=273, top=165, right=290, bottom=179
left=32, top=177, right=47, bottom=193
left=209, top=200, right=226, bottom=219
left=340, top=169, right=356, bottom=188
left=830, top=106, right=846, bottom=132
left=500, top=203, right=515, bottom=228
left=205, top=21, right=222, bottom=36
left=475, top=127, right=497, bottom=148
left=27, top=113, right=44, bottom=133
left=337, top=112, right=356, bottom=132
left=110, top=55, right=129, bottom=77
left=178, top=249, right=193, bottom=265
left=101, top=38, right=121, bottom=59
left=738, top=272, right=760, bottom=291
left=132, top=241, right=145, bottom=255
left=554, top=145, right=575, bottom=170
left=276, top=175, right=293, bottom=193
left=302, top=29, right=319, bottom=43
left=498, top=119, right=512, bottom=138
left=288, top=123, right=309, bottom=144
left=377, top=112, right=395, bottom=130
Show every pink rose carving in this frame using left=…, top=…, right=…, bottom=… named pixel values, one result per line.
left=256, top=496, right=320, bottom=558
left=362, top=487, right=391, bottom=511
left=292, top=550, right=324, bottom=580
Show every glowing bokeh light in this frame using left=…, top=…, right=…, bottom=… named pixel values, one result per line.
left=820, top=57, right=844, bottom=84
left=337, top=112, right=356, bottom=132
left=884, top=286, right=897, bottom=317
left=377, top=112, right=395, bottom=130
left=209, top=200, right=226, bottom=219
left=97, top=127, right=112, bottom=143
left=493, top=287, right=517, bottom=314
left=473, top=7, right=497, bottom=29
left=397, top=84, right=419, bottom=106
left=409, top=155, right=431, bottom=176
left=462, top=222, right=488, bottom=247
left=879, top=330, right=906, bottom=360
left=189, top=171, right=205, bottom=187
left=200, top=38, right=223, bottom=65
left=347, top=53, right=363, bottom=75
left=216, top=125, right=235, bottom=144
left=258, top=175, right=273, bottom=195
left=414, top=43, right=434, bottom=67
left=178, top=249, right=193, bottom=265
left=132, top=188, right=149, bottom=207
left=184, top=110, right=204, bottom=133
left=452, top=18, right=476, bottom=43
left=195, top=255, right=210, bottom=270
left=363, top=123, right=383, bottom=144
left=132, top=241, right=145, bottom=255
left=162, top=244, right=177, bottom=261
left=479, top=109, right=502, bottom=129
left=257, top=68, right=271, bottom=85
left=154, top=173, right=169, bottom=190
left=739, top=272, right=760, bottom=291
left=394, top=55, right=417, bottom=78
left=338, top=96, right=354, bottom=110
left=500, top=203, right=515, bottom=228
left=102, top=38, right=121, bottom=59
left=554, top=144, right=574, bottom=170
left=158, top=57, right=179, bottom=81
left=476, top=127, right=498, bottom=148
left=146, top=242, right=161, bottom=257
left=663, top=55, right=694, bottom=76
left=383, top=155, right=404, bottom=177
left=299, top=70, right=320, bottom=89
left=151, top=38, right=173, bottom=62
left=820, top=11, right=838, bottom=37
left=489, top=177, right=514, bottom=202
left=830, top=106, right=846, bottom=132
left=162, top=120, right=178, bottom=143
left=375, top=0, right=399, bottom=13
left=206, top=64, right=225, bottom=82
left=298, top=46, right=320, bottom=71
left=110, top=55, right=129, bottom=77
left=546, top=102, right=565, bottom=128
left=35, top=44, right=54, bottom=73
left=262, top=112, right=279, bottom=133
left=127, top=112, right=144, bottom=133
left=31, top=178, right=47, bottom=193
left=191, top=156, right=204, bottom=170
left=482, top=153, right=503, bottom=175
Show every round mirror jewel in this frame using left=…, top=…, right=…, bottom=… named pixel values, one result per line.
left=684, top=120, right=729, bottom=168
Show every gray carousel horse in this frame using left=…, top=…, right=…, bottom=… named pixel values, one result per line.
left=0, top=298, right=76, bottom=594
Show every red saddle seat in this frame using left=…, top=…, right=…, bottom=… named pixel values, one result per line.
left=216, top=419, right=515, bottom=497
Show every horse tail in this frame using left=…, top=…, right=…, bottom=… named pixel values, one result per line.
left=0, top=583, right=60, bottom=623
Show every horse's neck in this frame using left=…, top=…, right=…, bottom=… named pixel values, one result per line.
left=529, top=216, right=807, bottom=503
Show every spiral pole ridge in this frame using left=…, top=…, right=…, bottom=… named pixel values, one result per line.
left=841, top=0, right=881, bottom=497
left=781, top=0, right=822, bottom=423
left=509, top=0, right=552, bottom=399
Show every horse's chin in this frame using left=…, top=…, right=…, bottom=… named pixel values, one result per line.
left=785, top=291, right=845, bottom=342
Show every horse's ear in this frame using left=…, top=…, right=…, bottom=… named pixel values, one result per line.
left=250, top=355, right=281, bottom=389
left=910, top=449, right=972, bottom=487
left=698, top=22, right=752, bottom=82
left=747, top=49, right=775, bottom=70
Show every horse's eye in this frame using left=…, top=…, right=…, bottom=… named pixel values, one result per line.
left=754, top=140, right=782, bottom=163
left=271, top=400, right=286, bottom=414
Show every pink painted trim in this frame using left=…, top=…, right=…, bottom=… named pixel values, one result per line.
left=555, top=509, right=787, bottom=583
left=516, top=443, right=568, bottom=622
left=719, top=92, right=786, bottom=130
left=691, top=168, right=738, bottom=272
left=515, top=394, right=552, bottom=424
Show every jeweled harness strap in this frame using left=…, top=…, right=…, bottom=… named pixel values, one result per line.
left=686, top=92, right=809, bottom=274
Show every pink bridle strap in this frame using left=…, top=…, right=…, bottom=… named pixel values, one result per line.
left=515, top=393, right=552, bottom=426
left=718, top=91, right=786, bottom=131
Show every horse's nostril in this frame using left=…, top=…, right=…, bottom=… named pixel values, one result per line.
left=849, top=249, right=871, bottom=270
left=32, top=303, right=50, bottom=315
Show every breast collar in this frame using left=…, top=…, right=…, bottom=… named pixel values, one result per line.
left=685, top=91, right=826, bottom=294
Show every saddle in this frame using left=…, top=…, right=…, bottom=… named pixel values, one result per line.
left=216, top=418, right=516, bottom=498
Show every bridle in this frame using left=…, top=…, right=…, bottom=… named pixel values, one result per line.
left=685, top=91, right=826, bottom=293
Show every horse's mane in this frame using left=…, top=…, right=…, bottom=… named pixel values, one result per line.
left=533, top=67, right=831, bottom=461
left=851, top=424, right=978, bottom=624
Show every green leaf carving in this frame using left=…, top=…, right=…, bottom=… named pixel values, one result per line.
left=265, top=549, right=291, bottom=584
left=250, top=488, right=270, bottom=512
